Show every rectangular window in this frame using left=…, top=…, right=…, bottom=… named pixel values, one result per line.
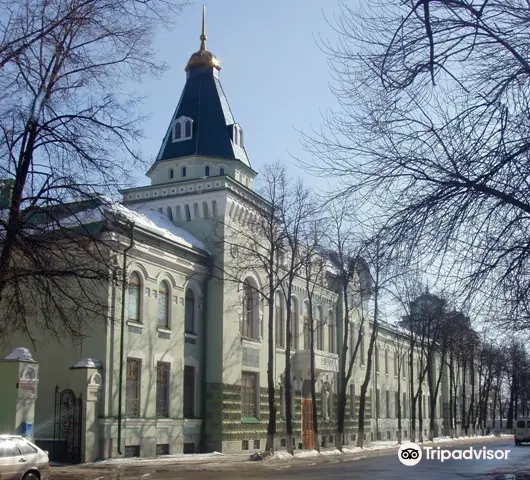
left=403, top=392, right=407, bottom=418
left=126, top=358, right=141, bottom=417
left=385, top=350, right=389, bottom=374
left=275, top=297, right=284, bottom=347
left=182, top=166, right=187, bottom=177
left=394, top=352, right=398, bottom=376
left=375, top=347, right=379, bottom=372
left=386, top=390, right=390, bottom=418
left=350, top=384, right=355, bottom=418
left=156, top=362, right=170, bottom=417
left=183, top=365, right=195, bottom=418
left=241, top=371, right=258, bottom=418
left=328, top=310, right=335, bottom=353
left=395, top=391, right=399, bottom=418
left=280, top=385, right=285, bottom=418
left=360, top=328, right=365, bottom=363
left=376, top=389, right=380, bottom=418
left=317, top=309, right=324, bottom=350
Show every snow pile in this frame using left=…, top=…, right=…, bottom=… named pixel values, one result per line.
left=320, top=448, right=343, bottom=456
left=294, top=450, right=320, bottom=458
left=271, top=451, right=293, bottom=460
left=92, top=451, right=225, bottom=465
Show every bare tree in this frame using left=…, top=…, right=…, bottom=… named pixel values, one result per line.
left=278, top=179, right=316, bottom=454
left=300, top=220, right=328, bottom=452
left=0, top=0, right=186, bottom=340
left=322, top=199, right=371, bottom=451
left=301, top=0, right=530, bottom=327
left=210, top=162, right=301, bottom=454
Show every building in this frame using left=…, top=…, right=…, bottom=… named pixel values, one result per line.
left=0, top=9, right=471, bottom=462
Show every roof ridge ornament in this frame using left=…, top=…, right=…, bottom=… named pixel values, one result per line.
left=185, top=5, right=221, bottom=72
left=200, top=5, right=207, bottom=52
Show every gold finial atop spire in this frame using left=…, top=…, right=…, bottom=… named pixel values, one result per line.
left=185, top=5, right=221, bottom=72
left=199, top=5, right=207, bottom=51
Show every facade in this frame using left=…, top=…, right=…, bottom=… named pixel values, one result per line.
left=0, top=10, right=474, bottom=462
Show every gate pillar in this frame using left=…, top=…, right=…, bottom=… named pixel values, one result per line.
left=70, top=358, right=102, bottom=463
left=0, top=348, right=39, bottom=440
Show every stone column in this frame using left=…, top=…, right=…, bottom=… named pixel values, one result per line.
left=0, top=348, right=39, bottom=440
left=69, top=358, right=103, bottom=463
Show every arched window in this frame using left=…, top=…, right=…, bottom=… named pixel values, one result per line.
left=316, top=306, right=324, bottom=350
left=158, top=281, right=169, bottom=327
left=220, top=167, right=225, bottom=175
left=234, top=127, right=239, bottom=146
left=166, top=206, right=173, bottom=221
left=241, top=279, right=259, bottom=339
left=181, top=166, right=187, bottom=178
left=202, top=201, right=209, bottom=218
left=328, top=309, right=335, bottom=353
left=128, top=272, right=141, bottom=322
left=303, top=300, right=310, bottom=350
left=185, top=204, right=191, bottom=221
left=173, top=122, right=182, bottom=140
left=275, top=292, right=284, bottom=347
left=290, top=297, right=299, bottom=350
left=375, top=346, right=380, bottom=372
left=205, top=165, right=210, bottom=177
left=185, top=120, right=192, bottom=138
left=169, top=169, right=174, bottom=180
left=185, top=289, right=195, bottom=334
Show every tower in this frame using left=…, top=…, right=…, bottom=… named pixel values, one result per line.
left=121, top=7, right=265, bottom=453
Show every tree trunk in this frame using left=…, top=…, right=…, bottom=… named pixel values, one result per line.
left=356, top=291, right=379, bottom=447
left=285, top=290, right=294, bottom=454
left=265, top=285, right=276, bottom=452
left=397, top=377, right=402, bottom=444
left=309, top=299, right=320, bottom=452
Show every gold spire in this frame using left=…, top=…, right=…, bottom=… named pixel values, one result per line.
left=185, top=5, right=221, bottom=72
left=200, top=5, right=207, bottom=51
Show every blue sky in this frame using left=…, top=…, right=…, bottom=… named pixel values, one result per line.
left=132, top=0, right=338, bottom=188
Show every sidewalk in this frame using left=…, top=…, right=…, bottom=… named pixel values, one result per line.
left=51, top=433, right=513, bottom=477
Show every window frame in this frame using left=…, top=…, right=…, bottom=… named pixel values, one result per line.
left=157, top=280, right=170, bottom=328
left=185, top=289, right=196, bottom=334
left=155, top=362, right=170, bottom=418
left=183, top=365, right=196, bottom=418
left=128, top=272, right=142, bottom=323
left=125, top=357, right=141, bottom=417
left=241, top=371, right=259, bottom=420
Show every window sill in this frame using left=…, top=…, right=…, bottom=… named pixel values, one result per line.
left=185, top=332, right=198, bottom=339
left=275, top=346, right=285, bottom=353
left=157, top=326, right=172, bottom=334
left=127, top=320, right=143, bottom=327
left=241, top=417, right=260, bottom=424
left=241, top=336, right=262, bottom=345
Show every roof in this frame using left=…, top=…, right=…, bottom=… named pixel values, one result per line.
left=156, top=65, right=251, bottom=167
left=44, top=199, right=208, bottom=254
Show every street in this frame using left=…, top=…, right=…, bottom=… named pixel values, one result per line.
left=52, top=438, right=530, bottom=480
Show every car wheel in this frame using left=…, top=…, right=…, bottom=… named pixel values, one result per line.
left=22, top=472, right=39, bottom=480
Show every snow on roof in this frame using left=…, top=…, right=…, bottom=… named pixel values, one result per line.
left=72, top=357, right=102, bottom=369
left=3, top=347, right=35, bottom=362
left=59, top=201, right=207, bottom=253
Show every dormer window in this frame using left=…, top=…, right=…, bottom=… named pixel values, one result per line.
left=231, top=123, right=244, bottom=148
left=205, top=166, right=210, bottom=177
left=172, top=116, right=193, bottom=143
left=220, top=167, right=225, bottom=175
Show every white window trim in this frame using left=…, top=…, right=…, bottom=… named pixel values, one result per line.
left=172, top=116, right=193, bottom=143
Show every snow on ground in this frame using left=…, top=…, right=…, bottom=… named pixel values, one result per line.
left=85, top=433, right=513, bottom=466
left=89, top=451, right=226, bottom=465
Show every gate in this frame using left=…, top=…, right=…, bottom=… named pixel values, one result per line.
left=53, top=387, right=82, bottom=463
left=302, top=399, right=314, bottom=450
